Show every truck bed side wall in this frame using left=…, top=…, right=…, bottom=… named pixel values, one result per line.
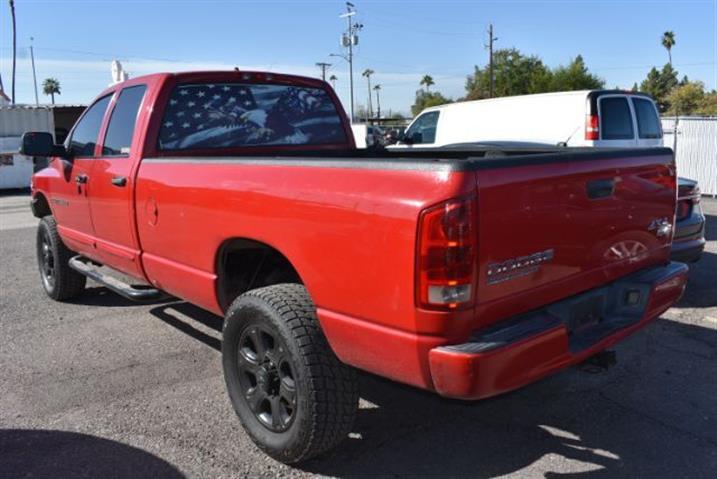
left=134, top=159, right=476, bottom=388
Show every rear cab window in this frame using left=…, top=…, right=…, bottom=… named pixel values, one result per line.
left=102, top=85, right=147, bottom=156
left=599, top=96, right=634, bottom=140
left=404, top=111, right=439, bottom=144
left=632, top=97, right=662, bottom=139
left=157, top=82, right=347, bottom=151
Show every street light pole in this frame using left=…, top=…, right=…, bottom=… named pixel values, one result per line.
left=339, top=2, right=361, bottom=122
left=30, top=37, right=39, bottom=106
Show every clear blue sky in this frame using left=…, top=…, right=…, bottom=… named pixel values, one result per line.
left=1, top=0, right=715, bottom=115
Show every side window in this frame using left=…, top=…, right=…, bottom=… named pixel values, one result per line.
left=632, top=98, right=662, bottom=139
left=405, top=111, right=439, bottom=144
left=102, top=85, right=147, bottom=156
left=68, top=95, right=112, bottom=157
left=600, top=97, right=634, bottom=140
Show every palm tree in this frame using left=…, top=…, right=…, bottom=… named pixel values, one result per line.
left=420, top=74, right=434, bottom=92
left=42, top=78, right=61, bottom=104
left=362, top=69, right=374, bottom=119
left=9, top=0, right=16, bottom=104
left=373, top=84, right=381, bottom=119
left=661, top=31, right=676, bottom=66
left=329, top=74, right=337, bottom=89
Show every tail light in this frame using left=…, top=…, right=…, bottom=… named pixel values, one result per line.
left=585, top=114, right=599, bottom=140
left=676, top=199, right=691, bottom=221
left=416, top=196, right=477, bottom=310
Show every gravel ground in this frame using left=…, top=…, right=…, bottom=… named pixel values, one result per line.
left=1, top=191, right=715, bottom=478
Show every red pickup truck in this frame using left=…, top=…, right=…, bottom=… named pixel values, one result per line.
left=23, top=71, right=688, bottom=464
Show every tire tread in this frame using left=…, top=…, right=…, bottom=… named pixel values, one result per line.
left=224, top=283, right=358, bottom=463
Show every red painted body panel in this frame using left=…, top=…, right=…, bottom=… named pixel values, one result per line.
left=133, top=160, right=474, bottom=320
left=30, top=71, right=687, bottom=400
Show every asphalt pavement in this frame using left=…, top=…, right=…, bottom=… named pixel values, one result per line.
left=1, top=191, right=716, bottom=478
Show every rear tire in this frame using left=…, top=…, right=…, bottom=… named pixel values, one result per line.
left=222, top=284, right=358, bottom=464
left=36, top=216, right=86, bottom=301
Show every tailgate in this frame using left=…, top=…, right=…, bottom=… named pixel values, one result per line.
left=473, top=149, right=676, bottom=327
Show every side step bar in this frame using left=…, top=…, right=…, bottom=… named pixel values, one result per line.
left=69, top=255, right=167, bottom=302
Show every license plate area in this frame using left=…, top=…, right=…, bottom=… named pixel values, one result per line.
left=566, top=296, right=605, bottom=334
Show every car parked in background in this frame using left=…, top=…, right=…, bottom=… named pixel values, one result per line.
left=350, top=124, right=386, bottom=148
left=672, top=177, right=706, bottom=262
left=390, top=89, right=663, bottom=148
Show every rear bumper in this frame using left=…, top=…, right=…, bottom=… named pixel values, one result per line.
left=428, top=262, right=689, bottom=399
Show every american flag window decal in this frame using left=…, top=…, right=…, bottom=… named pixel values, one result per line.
left=158, top=83, right=347, bottom=150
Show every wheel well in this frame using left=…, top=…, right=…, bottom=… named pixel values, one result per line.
left=216, top=239, right=303, bottom=312
left=31, top=193, right=52, bottom=218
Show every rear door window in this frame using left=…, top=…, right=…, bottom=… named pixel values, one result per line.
left=599, top=97, right=634, bottom=140
left=158, top=83, right=347, bottom=150
left=404, top=111, right=439, bottom=144
left=102, top=85, right=147, bottom=156
left=632, top=97, right=662, bottom=139
left=68, top=95, right=112, bottom=157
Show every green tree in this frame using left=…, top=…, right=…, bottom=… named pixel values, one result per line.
left=42, top=78, right=61, bottom=104
left=464, top=48, right=552, bottom=100
left=666, top=81, right=717, bottom=115
left=549, top=55, right=604, bottom=91
left=639, top=64, right=678, bottom=112
left=329, top=74, right=337, bottom=89
left=696, top=90, right=717, bottom=116
left=420, top=75, right=435, bottom=92
left=661, top=31, right=676, bottom=66
left=411, top=90, right=451, bottom=116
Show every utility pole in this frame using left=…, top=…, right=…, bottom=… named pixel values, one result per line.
left=30, top=37, right=39, bottom=105
left=339, top=2, right=362, bottom=122
left=315, top=62, right=331, bottom=81
left=485, top=23, right=498, bottom=98
left=9, top=0, right=17, bottom=104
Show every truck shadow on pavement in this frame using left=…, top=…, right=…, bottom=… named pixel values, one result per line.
left=300, top=313, right=717, bottom=478
left=0, top=429, right=184, bottom=478
left=147, top=298, right=717, bottom=478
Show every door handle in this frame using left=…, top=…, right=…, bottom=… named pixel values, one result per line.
left=75, top=174, right=88, bottom=184
left=111, top=176, right=127, bottom=187
left=587, top=178, right=615, bottom=199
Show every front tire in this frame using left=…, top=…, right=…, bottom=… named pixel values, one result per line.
left=36, top=216, right=86, bottom=301
left=222, top=284, right=358, bottom=464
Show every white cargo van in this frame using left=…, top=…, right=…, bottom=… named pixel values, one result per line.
left=389, top=90, right=663, bottom=148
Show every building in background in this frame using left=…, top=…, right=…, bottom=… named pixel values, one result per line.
left=662, top=116, right=717, bottom=196
left=0, top=105, right=85, bottom=189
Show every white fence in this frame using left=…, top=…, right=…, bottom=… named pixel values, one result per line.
left=662, top=116, right=717, bottom=195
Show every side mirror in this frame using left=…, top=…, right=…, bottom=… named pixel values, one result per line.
left=20, top=132, right=67, bottom=158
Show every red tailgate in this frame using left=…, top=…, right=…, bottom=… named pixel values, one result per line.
left=472, top=150, right=676, bottom=329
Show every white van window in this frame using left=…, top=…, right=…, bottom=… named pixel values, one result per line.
left=405, top=111, right=439, bottom=144
left=600, top=97, right=634, bottom=140
left=632, top=98, right=662, bottom=139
